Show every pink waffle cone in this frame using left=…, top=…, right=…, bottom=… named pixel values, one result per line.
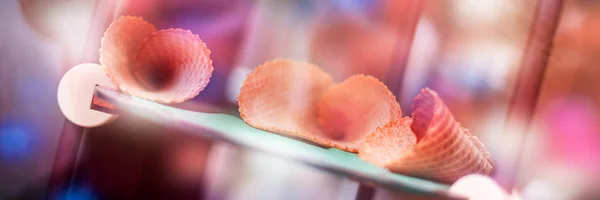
left=359, top=88, right=493, bottom=183
left=100, top=16, right=213, bottom=103
left=317, top=75, right=402, bottom=151
left=239, top=60, right=362, bottom=152
left=100, top=16, right=156, bottom=96
left=359, top=117, right=416, bottom=167
left=132, top=29, right=213, bottom=103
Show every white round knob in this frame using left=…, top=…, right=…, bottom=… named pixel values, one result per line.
left=57, top=63, right=117, bottom=127
left=449, top=175, right=519, bottom=200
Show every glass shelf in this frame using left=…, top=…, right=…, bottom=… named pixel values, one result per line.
left=93, top=86, right=459, bottom=198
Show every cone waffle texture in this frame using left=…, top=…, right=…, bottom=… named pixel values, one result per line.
left=238, top=60, right=339, bottom=149
left=239, top=60, right=403, bottom=152
left=361, top=88, right=494, bottom=183
left=100, top=16, right=156, bottom=97
left=100, top=16, right=213, bottom=103
left=317, top=75, right=402, bottom=150
left=359, top=117, right=416, bottom=167
left=133, top=29, right=213, bottom=103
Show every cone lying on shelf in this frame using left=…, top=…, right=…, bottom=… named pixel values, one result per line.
left=317, top=75, right=402, bottom=150
left=359, top=88, right=494, bottom=183
left=238, top=60, right=400, bottom=152
left=100, top=16, right=213, bottom=103
left=238, top=60, right=493, bottom=182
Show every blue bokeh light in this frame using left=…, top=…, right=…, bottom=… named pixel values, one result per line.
left=0, top=119, right=36, bottom=162
left=332, top=0, right=378, bottom=12
left=58, top=185, right=97, bottom=200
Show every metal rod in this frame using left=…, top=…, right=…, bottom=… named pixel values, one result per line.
left=47, top=120, right=85, bottom=199
left=47, top=0, right=119, bottom=198
left=384, top=0, right=425, bottom=101
left=355, top=184, right=376, bottom=200
left=501, top=0, right=564, bottom=190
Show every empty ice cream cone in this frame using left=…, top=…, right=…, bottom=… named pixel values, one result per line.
left=360, top=88, right=493, bottom=182
left=100, top=16, right=213, bottom=103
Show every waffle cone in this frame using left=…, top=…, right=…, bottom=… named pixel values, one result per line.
left=132, top=29, right=213, bottom=103
left=318, top=75, right=402, bottom=150
left=359, top=117, right=416, bottom=167
left=239, top=60, right=332, bottom=148
left=359, top=88, right=493, bottom=183
left=100, top=16, right=213, bottom=103
left=100, top=16, right=156, bottom=97
left=240, top=60, right=378, bottom=152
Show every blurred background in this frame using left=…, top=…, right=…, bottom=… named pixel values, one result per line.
left=1, top=0, right=600, bottom=199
